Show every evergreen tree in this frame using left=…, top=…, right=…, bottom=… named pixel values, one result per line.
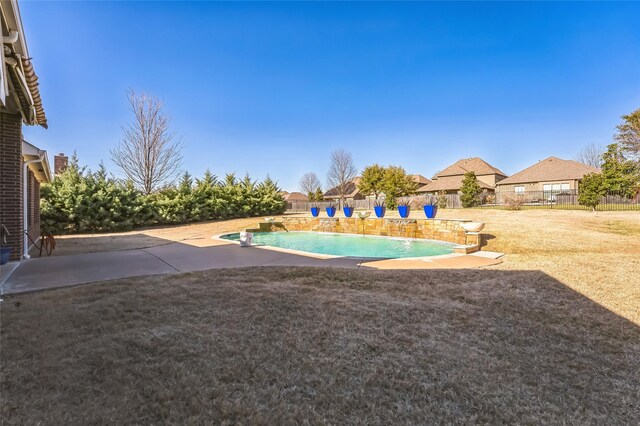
left=192, top=169, right=219, bottom=221
left=614, top=108, right=640, bottom=162
left=381, top=166, right=418, bottom=209
left=460, top=172, right=482, bottom=208
left=578, top=173, right=607, bottom=211
left=255, top=175, right=287, bottom=215
left=41, top=155, right=147, bottom=233
left=178, top=172, right=193, bottom=195
left=358, top=164, right=386, bottom=198
left=601, top=143, right=640, bottom=197
left=310, top=187, right=324, bottom=201
left=41, top=157, right=288, bottom=233
left=196, top=169, right=218, bottom=188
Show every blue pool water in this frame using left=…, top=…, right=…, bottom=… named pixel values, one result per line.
left=220, top=232, right=456, bottom=258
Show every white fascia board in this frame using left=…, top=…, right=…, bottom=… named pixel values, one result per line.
left=2, top=0, right=29, bottom=58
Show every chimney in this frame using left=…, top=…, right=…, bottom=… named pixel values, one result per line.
left=54, top=153, right=68, bottom=174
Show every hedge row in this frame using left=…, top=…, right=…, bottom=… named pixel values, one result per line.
left=41, top=160, right=286, bottom=234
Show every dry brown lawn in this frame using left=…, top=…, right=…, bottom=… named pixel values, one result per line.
left=434, top=209, right=640, bottom=324
left=2, top=210, right=639, bottom=423
left=54, top=209, right=640, bottom=322
left=2, top=267, right=639, bottom=424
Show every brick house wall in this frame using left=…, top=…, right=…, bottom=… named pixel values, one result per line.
left=0, top=111, right=24, bottom=260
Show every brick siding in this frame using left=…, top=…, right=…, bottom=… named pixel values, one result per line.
left=0, top=112, right=24, bottom=260
left=54, top=153, right=68, bottom=174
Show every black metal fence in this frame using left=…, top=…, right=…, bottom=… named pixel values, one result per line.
left=287, top=190, right=640, bottom=212
left=485, top=190, right=640, bottom=211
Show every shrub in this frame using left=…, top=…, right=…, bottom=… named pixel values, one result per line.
left=483, top=194, right=496, bottom=205
left=437, top=191, right=448, bottom=209
left=460, top=172, right=482, bottom=208
left=579, top=173, right=607, bottom=211
left=41, top=158, right=286, bottom=234
left=503, top=194, right=526, bottom=210
left=381, top=166, right=418, bottom=210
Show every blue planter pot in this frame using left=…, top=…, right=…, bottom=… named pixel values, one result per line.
left=1, top=247, right=11, bottom=265
left=311, top=207, right=320, bottom=217
left=398, top=205, right=411, bottom=218
left=423, top=205, right=438, bottom=219
left=326, top=207, right=336, bottom=217
left=343, top=207, right=354, bottom=218
left=374, top=206, right=386, bottom=218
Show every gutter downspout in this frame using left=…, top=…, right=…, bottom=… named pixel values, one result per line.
left=3, top=31, right=19, bottom=45
left=23, top=154, right=43, bottom=259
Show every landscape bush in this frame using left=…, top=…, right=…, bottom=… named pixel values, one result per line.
left=578, top=173, right=607, bottom=211
left=503, top=194, right=526, bottom=210
left=41, top=157, right=286, bottom=234
left=504, top=194, right=525, bottom=210
left=437, top=191, right=448, bottom=209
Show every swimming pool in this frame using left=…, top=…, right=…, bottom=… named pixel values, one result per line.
left=220, top=231, right=456, bottom=258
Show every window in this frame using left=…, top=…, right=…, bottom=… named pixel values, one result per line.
left=514, top=186, right=525, bottom=194
left=543, top=183, right=570, bottom=192
left=543, top=183, right=571, bottom=200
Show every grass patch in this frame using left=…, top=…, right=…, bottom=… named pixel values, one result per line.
left=2, top=267, right=639, bottom=424
left=594, top=220, right=640, bottom=237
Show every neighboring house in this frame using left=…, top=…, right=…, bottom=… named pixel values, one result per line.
left=282, top=191, right=308, bottom=202
left=495, top=157, right=600, bottom=195
left=1, top=0, right=51, bottom=261
left=324, top=177, right=365, bottom=201
left=325, top=174, right=430, bottom=201
left=411, top=174, right=432, bottom=187
left=417, top=157, right=507, bottom=194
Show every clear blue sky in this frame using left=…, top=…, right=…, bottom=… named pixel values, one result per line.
left=21, top=1, right=640, bottom=191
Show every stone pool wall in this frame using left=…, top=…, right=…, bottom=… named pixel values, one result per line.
left=260, top=217, right=481, bottom=247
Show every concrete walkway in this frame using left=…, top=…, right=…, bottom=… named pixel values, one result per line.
left=1, top=238, right=502, bottom=295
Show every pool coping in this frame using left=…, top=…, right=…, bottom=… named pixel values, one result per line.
left=213, top=231, right=476, bottom=262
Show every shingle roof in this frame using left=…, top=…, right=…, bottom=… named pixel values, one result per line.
left=497, top=157, right=601, bottom=186
left=436, top=157, right=507, bottom=178
left=417, top=175, right=494, bottom=193
left=21, top=57, right=47, bottom=128
left=283, top=191, right=308, bottom=201
left=324, top=177, right=361, bottom=199
left=411, top=174, right=432, bottom=185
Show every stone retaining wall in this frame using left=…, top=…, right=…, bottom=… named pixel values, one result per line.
left=265, top=217, right=481, bottom=246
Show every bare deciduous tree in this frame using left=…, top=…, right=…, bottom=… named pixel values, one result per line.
left=575, top=143, right=604, bottom=168
left=326, top=149, right=357, bottom=203
left=299, top=172, right=322, bottom=195
left=111, top=89, right=183, bottom=194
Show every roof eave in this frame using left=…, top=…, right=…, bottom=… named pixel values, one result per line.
left=22, top=139, right=52, bottom=183
left=2, top=0, right=47, bottom=127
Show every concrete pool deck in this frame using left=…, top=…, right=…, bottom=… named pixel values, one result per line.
left=0, top=237, right=503, bottom=295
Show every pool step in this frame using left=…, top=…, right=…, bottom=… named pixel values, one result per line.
left=453, top=244, right=480, bottom=254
